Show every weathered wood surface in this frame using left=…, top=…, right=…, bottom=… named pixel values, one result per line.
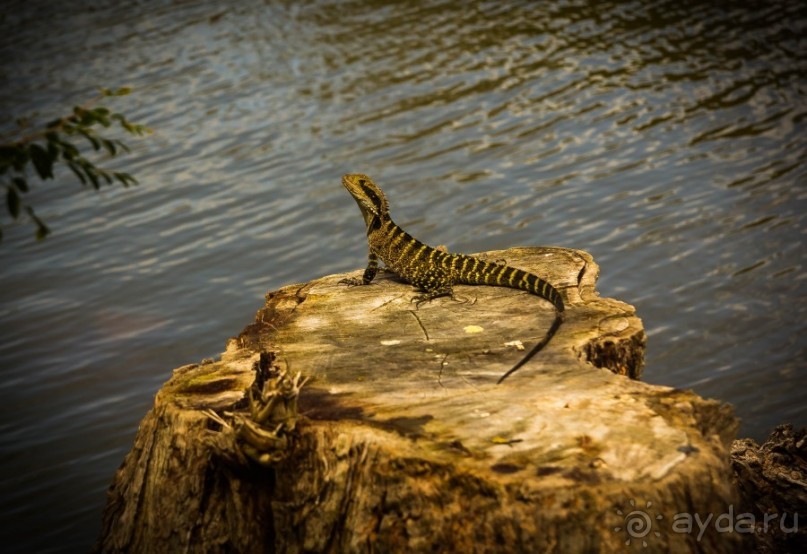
left=97, top=247, right=748, bottom=553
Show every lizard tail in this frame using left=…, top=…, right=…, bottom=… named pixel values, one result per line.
left=465, top=259, right=565, bottom=312
left=496, top=310, right=563, bottom=384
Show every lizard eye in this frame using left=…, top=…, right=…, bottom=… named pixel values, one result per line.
left=358, top=179, right=366, bottom=186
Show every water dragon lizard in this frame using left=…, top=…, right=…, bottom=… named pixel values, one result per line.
left=340, top=173, right=564, bottom=383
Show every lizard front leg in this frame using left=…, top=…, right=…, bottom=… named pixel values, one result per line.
left=339, top=250, right=379, bottom=286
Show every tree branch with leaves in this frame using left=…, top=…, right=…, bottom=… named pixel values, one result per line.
left=0, top=87, right=151, bottom=242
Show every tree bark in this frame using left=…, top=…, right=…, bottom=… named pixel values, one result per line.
left=96, top=247, right=750, bottom=553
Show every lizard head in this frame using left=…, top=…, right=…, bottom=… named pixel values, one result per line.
left=342, top=174, right=389, bottom=227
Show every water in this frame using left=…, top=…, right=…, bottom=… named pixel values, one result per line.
left=0, top=0, right=804, bottom=550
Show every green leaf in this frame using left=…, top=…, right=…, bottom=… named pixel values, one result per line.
left=67, top=161, right=87, bottom=185
left=60, top=141, right=79, bottom=160
left=74, top=106, right=98, bottom=127
left=111, top=114, right=151, bottom=136
left=84, top=165, right=100, bottom=190
left=91, top=108, right=111, bottom=127
left=7, top=186, right=20, bottom=219
left=100, top=138, right=117, bottom=156
left=26, top=206, right=50, bottom=241
left=29, top=143, right=54, bottom=179
left=98, top=169, right=113, bottom=185
left=78, top=130, right=101, bottom=151
left=12, top=176, right=28, bottom=192
left=48, top=133, right=79, bottom=160
left=1, top=144, right=29, bottom=172
left=46, top=140, right=60, bottom=163
left=100, top=86, right=132, bottom=96
left=0, top=145, right=18, bottom=167
left=113, top=171, right=138, bottom=187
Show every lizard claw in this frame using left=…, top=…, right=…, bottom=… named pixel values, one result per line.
left=411, top=295, right=428, bottom=307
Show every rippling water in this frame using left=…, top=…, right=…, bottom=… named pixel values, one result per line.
left=1, top=0, right=805, bottom=550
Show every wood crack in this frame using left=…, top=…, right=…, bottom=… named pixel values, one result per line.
left=408, top=310, right=430, bottom=341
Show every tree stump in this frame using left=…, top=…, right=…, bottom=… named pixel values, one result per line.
left=96, top=248, right=747, bottom=553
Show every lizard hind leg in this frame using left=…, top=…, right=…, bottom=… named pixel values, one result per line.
left=411, top=284, right=454, bottom=308
left=414, top=287, right=474, bottom=306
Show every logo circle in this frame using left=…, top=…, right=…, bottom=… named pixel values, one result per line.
left=625, top=509, right=652, bottom=538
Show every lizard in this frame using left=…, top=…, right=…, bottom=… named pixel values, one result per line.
left=339, top=173, right=564, bottom=384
